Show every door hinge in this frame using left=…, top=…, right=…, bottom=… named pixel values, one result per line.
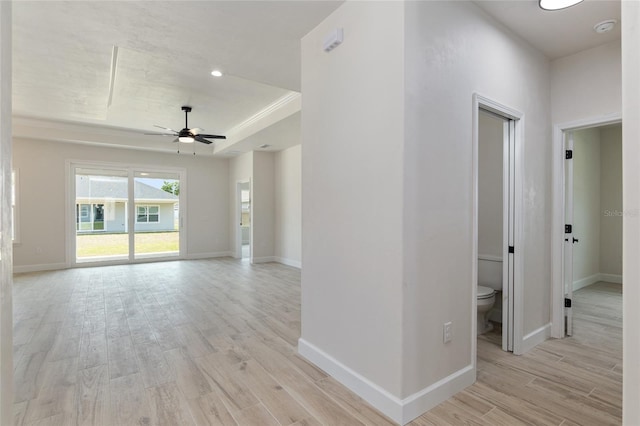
left=565, top=150, right=573, bottom=159
left=508, top=246, right=514, bottom=254
left=565, top=298, right=572, bottom=308
left=565, top=224, right=572, bottom=233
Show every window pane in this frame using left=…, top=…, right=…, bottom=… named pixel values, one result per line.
left=137, top=214, right=147, bottom=222
left=134, top=172, right=179, bottom=259
left=137, top=206, right=146, bottom=215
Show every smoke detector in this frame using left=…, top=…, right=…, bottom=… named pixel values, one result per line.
left=593, top=20, right=617, bottom=34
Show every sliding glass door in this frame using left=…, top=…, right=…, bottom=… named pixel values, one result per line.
left=134, top=171, right=180, bottom=259
left=75, top=168, right=129, bottom=262
left=73, top=164, right=183, bottom=265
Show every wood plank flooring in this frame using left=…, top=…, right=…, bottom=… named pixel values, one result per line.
left=12, top=260, right=621, bottom=425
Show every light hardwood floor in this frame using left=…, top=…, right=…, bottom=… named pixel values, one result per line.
left=12, top=260, right=621, bottom=425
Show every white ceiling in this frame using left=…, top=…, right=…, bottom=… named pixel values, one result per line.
left=12, top=1, right=621, bottom=156
left=474, top=0, right=621, bottom=59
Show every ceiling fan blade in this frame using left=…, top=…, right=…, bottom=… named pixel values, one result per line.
left=197, top=134, right=226, bottom=139
left=144, top=132, right=176, bottom=136
left=194, top=135, right=213, bottom=145
left=153, top=124, right=178, bottom=133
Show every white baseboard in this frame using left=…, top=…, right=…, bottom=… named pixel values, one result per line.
left=185, top=251, right=233, bottom=260
left=298, top=338, right=474, bottom=425
left=252, top=256, right=276, bottom=264
left=13, top=262, right=68, bottom=274
left=573, top=273, right=623, bottom=290
left=599, top=273, right=622, bottom=284
left=521, top=323, right=551, bottom=354
left=573, top=273, right=600, bottom=291
left=274, top=257, right=301, bottom=269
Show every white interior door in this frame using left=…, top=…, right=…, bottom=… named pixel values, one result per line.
left=502, top=118, right=516, bottom=352
left=564, top=132, right=574, bottom=336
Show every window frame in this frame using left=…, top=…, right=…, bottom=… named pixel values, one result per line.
left=136, top=204, right=160, bottom=223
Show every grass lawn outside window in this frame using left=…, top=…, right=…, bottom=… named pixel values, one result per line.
left=77, top=231, right=179, bottom=257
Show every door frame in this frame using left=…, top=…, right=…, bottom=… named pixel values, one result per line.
left=235, top=179, right=252, bottom=260
left=66, top=160, right=187, bottom=267
left=550, top=113, right=622, bottom=338
left=472, top=93, right=525, bottom=356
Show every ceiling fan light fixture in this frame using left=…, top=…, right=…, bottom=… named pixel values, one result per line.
left=178, top=136, right=195, bottom=143
left=211, top=70, right=223, bottom=77
left=539, top=0, right=583, bottom=10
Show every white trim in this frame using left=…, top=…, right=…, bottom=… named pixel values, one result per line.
left=550, top=113, right=622, bottom=339
left=274, top=257, right=301, bottom=269
left=14, top=263, right=68, bottom=274
left=521, top=323, right=551, bottom=354
left=599, top=273, right=622, bottom=284
left=252, top=256, right=276, bottom=264
left=472, top=93, right=525, bottom=355
left=185, top=252, right=233, bottom=260
left=573, top=273, right=600, bottom=291
left=298, top=339, right=474, bottom=425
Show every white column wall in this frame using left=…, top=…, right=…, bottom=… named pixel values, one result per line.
left=622, top=1, right=640, bottom=423
left=0, top=2, right=12, bottom=424
left=274, top=145, right=301, bottom=267
left=252, top=151, right=275, bottom=261
left=300, top=0, right=405, bottom=401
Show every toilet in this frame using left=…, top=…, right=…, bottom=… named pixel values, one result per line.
left=477, top=285, right=496, bottom=334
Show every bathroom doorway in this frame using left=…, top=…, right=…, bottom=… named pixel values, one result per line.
left=473, top=94, right=523, bottom=354
left=237, top=180, right=251, bottom=260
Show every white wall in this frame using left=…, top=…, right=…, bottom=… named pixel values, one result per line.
left=572, top=128, right=601, bottom=284
left=252, top=151, right=275, bottom=261
left=403, top=0, right=550, bottom=401
left=0, top=2, right=12, bottom=423
left=302, top=1, right=552, bottom=423
left=300, top=0, right=405, bottom=406
left=622, top=4, right=640, bottom=422
left=551, top=41, right=621, bottom=125
left=229, top=152, right=253, bottom=257
left=13, top=138, right=230, bottom=270
left=274, top=145, right=301, bottom=268
left=599, top=125, right=622, bottom=276
left=478, top=111, right=504, bottom=258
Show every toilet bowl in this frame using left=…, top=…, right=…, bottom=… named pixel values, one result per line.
left=477, top=285, right=496, bottom=335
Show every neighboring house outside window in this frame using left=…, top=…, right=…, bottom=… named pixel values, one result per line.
left=137, top=205, right=159, bottom=223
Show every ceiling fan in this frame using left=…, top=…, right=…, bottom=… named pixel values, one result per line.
left=146, top=106, right=226, bottom=145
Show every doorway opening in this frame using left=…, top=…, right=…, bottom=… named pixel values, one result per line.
left=71, top=163, right=184, bottom=265
left=237, top=180, right=251, bottom=260
left=473, top=94, right=524, bottom=358
left=560, top=121, right=622, bottom=336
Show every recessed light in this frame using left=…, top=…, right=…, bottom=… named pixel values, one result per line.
left=593, top=19, right=617, bottom=33
left=211, top=70, right=223, bottom=77
left=539, top=0, right=583, bottom=11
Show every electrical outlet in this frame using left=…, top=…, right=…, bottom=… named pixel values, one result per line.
left=443, top=322, right=452, bottom=343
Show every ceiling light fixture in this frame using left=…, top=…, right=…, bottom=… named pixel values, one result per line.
left=178, top=136, right=195, bottom=143
left=211, top=70, right=223, bottom=77
left=539, top=0, right=583, bottom=11
left=593, top=19, right=617, bottom=33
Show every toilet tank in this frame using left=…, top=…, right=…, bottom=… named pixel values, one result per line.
left=478, top=255, right=503, bottom=291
